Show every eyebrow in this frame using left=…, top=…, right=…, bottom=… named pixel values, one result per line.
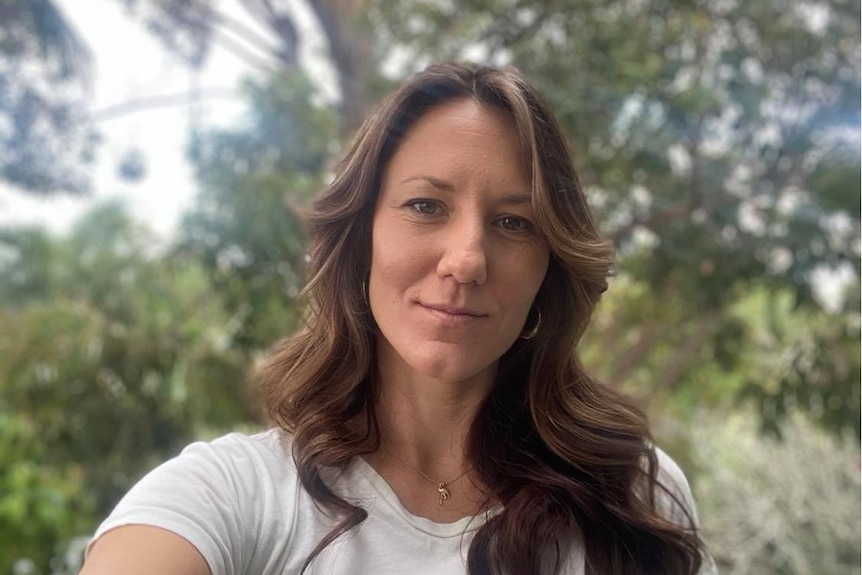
left=399, top=175, right=454, bottom=191
left=399, top=175, right=533, bottom=205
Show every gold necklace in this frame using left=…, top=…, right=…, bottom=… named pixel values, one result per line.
left=385, top=448, right=473, bottom=506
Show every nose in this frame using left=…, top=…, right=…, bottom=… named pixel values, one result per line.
left=436, top=219, right=488, bottom=285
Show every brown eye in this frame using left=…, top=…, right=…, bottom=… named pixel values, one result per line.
left=407, top=199, right=442, bottom=215
left=497, top=216, right=531, bottom=232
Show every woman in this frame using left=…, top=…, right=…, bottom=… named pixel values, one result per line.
left=82, top=63, right=710, bottom=575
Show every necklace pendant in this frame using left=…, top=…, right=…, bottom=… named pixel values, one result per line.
left=437, top=483, right=450, bottom=505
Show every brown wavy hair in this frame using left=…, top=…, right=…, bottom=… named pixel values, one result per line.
left=263, top=63, right=705, bottom=574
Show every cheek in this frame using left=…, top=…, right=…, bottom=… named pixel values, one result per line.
left=372, top=215, right=414, bottom=265
left=507, top=247, right=550, bottom=299
left=369, top=236, right=427, bottom=313
left=370, top=220, right=397, bottom=282
left=371, top=246, right=422, bottom=289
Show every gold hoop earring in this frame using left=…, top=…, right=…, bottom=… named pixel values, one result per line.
left=520, top=309, right=541, bottom=340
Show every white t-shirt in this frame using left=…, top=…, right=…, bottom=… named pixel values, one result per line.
left=89, top=429, right=704, bottom=575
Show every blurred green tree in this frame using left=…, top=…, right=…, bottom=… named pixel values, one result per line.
left=179, top=71, right=338, bottom=351
left=1, top=0, right=859, bottom=569
left=131, top=0, right=860, bottom=436
left=0, top=203, right=259, bottom=572
left=366, top=0, right=860, bottom=434
left=691, top=413, right=860, bottom=574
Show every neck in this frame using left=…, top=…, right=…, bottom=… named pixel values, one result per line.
left=376, top=389, right=475, bottom=478
left=372, top=343, right=496, bottom=479
left=361, top=344, right=497, bottom=520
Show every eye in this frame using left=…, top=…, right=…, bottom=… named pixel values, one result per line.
left=406, top=199, right=443, bottom=216
left=496, top=216, right=533, bottom=233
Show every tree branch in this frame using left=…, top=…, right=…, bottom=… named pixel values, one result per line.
left=606, top=321, right=662, bottom=387
left=89, top=88, right=243, bottom=122
left=209, top=26, right=280, bottom=72
left=239, top=0, right=300, bottom=69
left=210, top=9, right=281, bottom=60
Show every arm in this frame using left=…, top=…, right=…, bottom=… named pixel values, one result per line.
left=80, top=434, right=267, bottom=575
left=80, top=525, right=210, bottom=575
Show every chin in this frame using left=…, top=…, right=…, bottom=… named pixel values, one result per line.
left=408, top=349, right=498, bottom=386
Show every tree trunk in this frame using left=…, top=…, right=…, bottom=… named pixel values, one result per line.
left=307, top=0, right=374, bottom=135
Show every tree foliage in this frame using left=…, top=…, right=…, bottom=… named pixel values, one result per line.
left=366, top=0, right=861, bottom=432
left=180, top=72, right=338, bottom=351
left=135, top=0, right=861, bottom=434
left=0, top=204, right=260, bottom=572
left=0, top=0, right=859, bottom=571
left=0, top=0, right=98, bottom=194
left=690, top=413, right=860, bottom=574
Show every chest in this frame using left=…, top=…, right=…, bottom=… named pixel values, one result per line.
left=304, top=517, right=472, bottom=575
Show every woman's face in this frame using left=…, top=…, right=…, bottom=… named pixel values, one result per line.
left=369, top=98, right=550, bottom=387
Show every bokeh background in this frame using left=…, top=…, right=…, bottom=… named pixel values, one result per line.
left=0, top=1, right=859, bottom=573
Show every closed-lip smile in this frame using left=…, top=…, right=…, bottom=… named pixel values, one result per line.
left=419, top=302, right=487, bottom=317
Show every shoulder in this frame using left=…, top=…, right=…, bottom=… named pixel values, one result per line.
left=653, top=447, right=720, bottom=574
left=186, top=427, right=293, bottom=461
left=178, top=428, right=296, bottom=478
left=651, top=445, right=700, bottom=529
left=132, top=428, right=299, bottom=501
left=89, top=428, right=301, bottom=575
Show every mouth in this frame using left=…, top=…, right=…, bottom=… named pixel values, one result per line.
left=418, top=302, right=487, bottom=318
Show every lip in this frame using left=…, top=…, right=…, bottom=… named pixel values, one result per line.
left=418, top=302, right=487, bottom=320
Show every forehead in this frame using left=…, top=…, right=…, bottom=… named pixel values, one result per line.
left=383, top=99, right=530, bottom=189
